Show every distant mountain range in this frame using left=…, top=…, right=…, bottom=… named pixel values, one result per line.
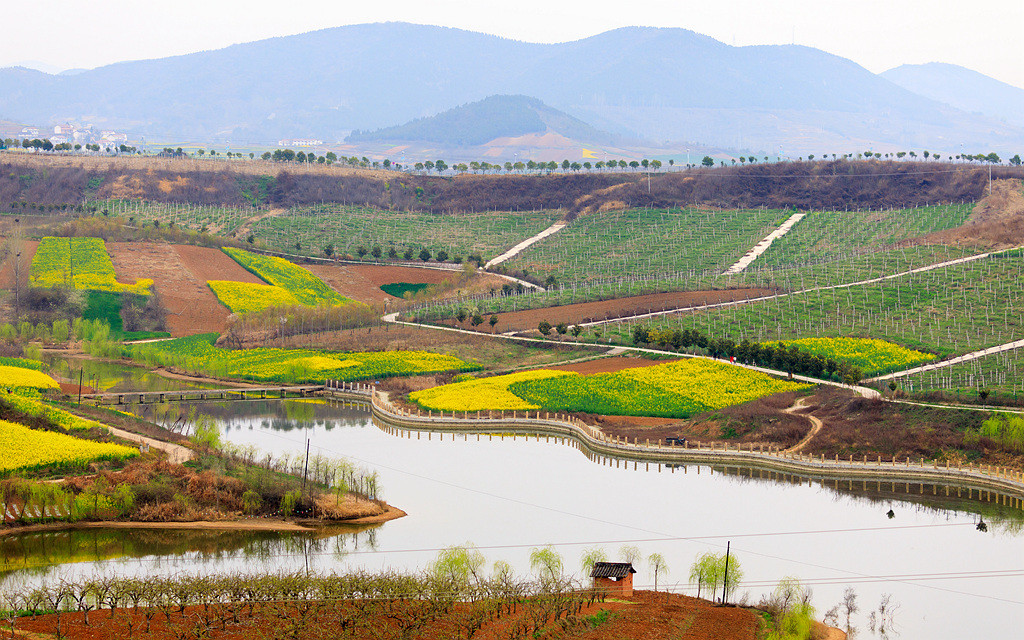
left=348, top=95, right=624, bottom=146
left=0, top=23, right=1021, bottom=157
left=881, top=63, right=1024, bottom=130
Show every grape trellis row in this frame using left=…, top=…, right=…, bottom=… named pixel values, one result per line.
left=601, top=249, right=1024, bottom=359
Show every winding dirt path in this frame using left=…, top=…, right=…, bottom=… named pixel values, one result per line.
left=783, top=397, right=824, bottom=453
left=103, top=424, right=194, bottom=464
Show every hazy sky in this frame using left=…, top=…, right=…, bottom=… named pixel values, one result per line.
left=6, top=0, right=1023, bottom=88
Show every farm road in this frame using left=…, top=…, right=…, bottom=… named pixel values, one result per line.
left=722, top=212, right=806, bottom=275
left=380, top=313, right=879, bottom=399
left=783, top=396, right=825, bottom=453
left=104, top=424, right=194, bottom=464
left=579, top=244, right=1024, bottom=328
left=865, top=338, right=1024, bottom=382
left=484, top=221, right=567, bottom=268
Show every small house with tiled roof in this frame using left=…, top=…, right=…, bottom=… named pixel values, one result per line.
left=590, top=561, right=636, bottom=597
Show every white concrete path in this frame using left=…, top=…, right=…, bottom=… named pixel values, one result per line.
left=585, top=245, right=1024, bottom=328
left=380, top=312, right=879, bottom=399
left=722, top=212, right=806, bottom=274
left=485, top=222, right=567, bottom=268
left=865, top=339, right=1024, bottom=382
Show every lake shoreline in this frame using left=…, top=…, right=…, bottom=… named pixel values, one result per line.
left=0, top=503, right=407, bottom=538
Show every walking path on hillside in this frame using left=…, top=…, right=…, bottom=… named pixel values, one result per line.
left=104, top=424, right=194, bottom=464
left=484, top=222, right=567, bottom=268
left=722, top=212, right=806, bottom=274
left=783, top=397, right=825, bottom=453
left=865, top=339, right=1024, bottom=382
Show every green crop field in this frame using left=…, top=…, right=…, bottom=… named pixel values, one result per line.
left=89, top=199, right=256, bottom=237
left=406, top=243, right=978, bottom=325
left=897, top=347, right=1024, bottom=398
left=755, top=203, right=973, bottom=268
left=247, top=204, right=562, bottom=261
left=126, top=333, right=480, bottom=383
left=599, top=248, right=1024, bottom=359
left=503, top=206, right=783, bottom=282
left=92, top=199, right=563, bottom=263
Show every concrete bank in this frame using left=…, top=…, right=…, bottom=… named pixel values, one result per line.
left=321, top=384, right=1024, bottom=503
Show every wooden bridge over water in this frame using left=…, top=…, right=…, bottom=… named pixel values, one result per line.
left=80, top=386, right=324, bottom=405
left=79, top=379, right=375, bottom=406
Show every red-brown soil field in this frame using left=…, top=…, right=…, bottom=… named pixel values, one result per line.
left=307, top=263, right=504, bottom=305
left=306, top=263, right=460, bottom=305
left=0, top=239, right=37, bottom=289
left=106, top=243, right=262, bottom=336
left=446, top=288, right=777, bottom=333
left=9, top=591, right=767, bottom=640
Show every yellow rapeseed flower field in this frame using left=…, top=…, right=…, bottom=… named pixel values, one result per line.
left=415, top=358, right=810, bottom=418
left=410, top=369, right=573, bottom=412
left=208, top=280, right=300, bottom=314
left=3, top=394, right=107, bottom=431
left=29, top=237, right=152, bottom=294
left=222, top=247, right=353, bottom=307
left=0, top=419, right=139, bottom=473
left=0, top=365, right=61, bottom=393
left=762, top=337, right=935, bottom=376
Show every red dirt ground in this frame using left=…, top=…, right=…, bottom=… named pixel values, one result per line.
left=106, top=244, right=259, bottom=336
left=306, top=263, right=502, bottom=306
left=172, top=245, right=263, bottom=285
left=0, top=239, right=37, bottom=289
left=10, top=591, right=764, bottom=640
left=449, top=288, right=777, bottom=332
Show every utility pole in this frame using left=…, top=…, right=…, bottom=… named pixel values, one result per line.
left=302, top=438, right=311, bottom=498
left=721, top=541, right=731, bottom=604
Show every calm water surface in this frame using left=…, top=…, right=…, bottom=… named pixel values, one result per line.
left=6, top=396, right=1023, bottom=638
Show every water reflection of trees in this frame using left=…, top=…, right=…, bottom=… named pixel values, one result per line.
left=157, top=399, right=373, bottom=432
left=374, top=422, right=1024, bottom=532
left=706, top=464, right=1024, bottom=532
left=0, top=524, right=381, bottom=588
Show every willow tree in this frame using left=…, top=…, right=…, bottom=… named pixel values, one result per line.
left=529, top=546, right=563, bottom=584
left=580, top=547, right=608, bottom=574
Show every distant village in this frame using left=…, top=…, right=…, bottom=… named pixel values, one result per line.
left=1, top=122, right=132, bottom=152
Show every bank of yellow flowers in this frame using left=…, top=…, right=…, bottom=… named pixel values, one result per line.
left=412, top=358, right=810, bottom=419
left=1, top=362, right=139, bottom=474
left=0, top=419, right=138, bottom=474
left=761, top=337, right=935, bottom=376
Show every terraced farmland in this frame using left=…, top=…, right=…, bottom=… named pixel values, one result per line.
left=504, top=206, right=784, bottom=282
left=602, top=248, right=1024, bottom=358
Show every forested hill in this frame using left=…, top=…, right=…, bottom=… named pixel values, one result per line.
left=347, top=95, right=626, bottom=147
left=1, top=156, right=1014, bottom=216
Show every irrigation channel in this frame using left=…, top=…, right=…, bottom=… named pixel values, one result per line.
left=9, top=362, right=1024, bottom=638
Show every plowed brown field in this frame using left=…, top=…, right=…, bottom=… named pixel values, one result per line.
left=306, top=263, right=503, bottom=305
left=11, top=590, right=765, bottom=640
left=0, top=239, right=37, bottom=289
left=106, top=244, right=260, bottom=336
left=450, top=288, right=776, bottom=332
